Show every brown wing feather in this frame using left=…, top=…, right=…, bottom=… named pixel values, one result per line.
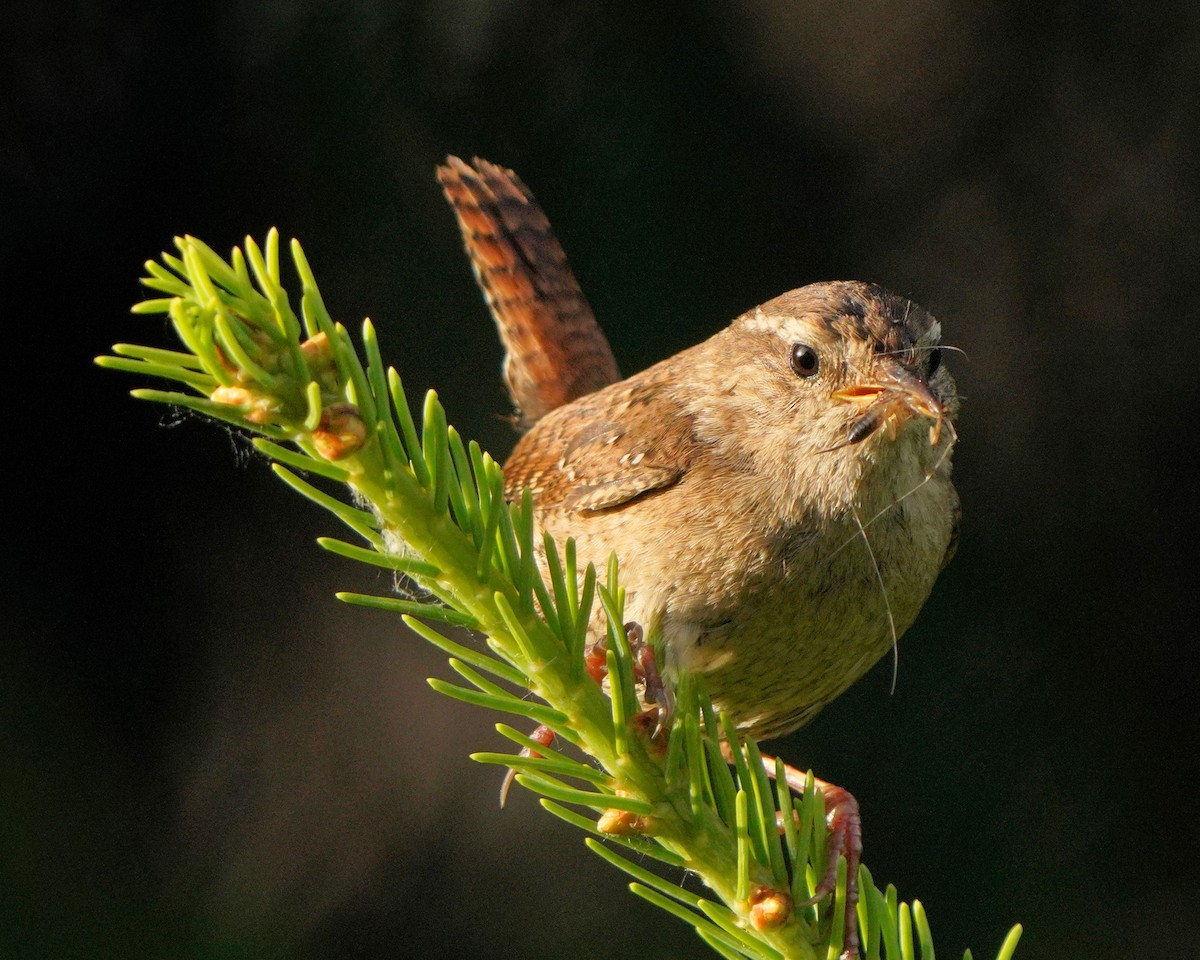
left=437, top=156, right=620, bottom=426
left=503, top=374, right=696, bottom=513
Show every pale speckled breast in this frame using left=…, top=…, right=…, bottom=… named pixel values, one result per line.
left=541, top=425, right=958, bottom=742
left=673, top=432, right=956, bottom=739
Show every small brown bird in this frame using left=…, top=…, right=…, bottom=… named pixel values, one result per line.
left=439, top=155, right=958, bottom=736
left=439, top=157, right=959, bottom=956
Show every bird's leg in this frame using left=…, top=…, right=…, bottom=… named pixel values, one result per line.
left=718, top=742, right=862, bottom=957
left=585, top=623, right=672, bottom=746
left=626, top=623, right=673, bottom=742
left=583, top=634, right=609, bottom=685
left=767, top=754, right=862, bottom=960
left=503, top=623, right=671, bottom=805
left=626, top=622, right=673, bottom=735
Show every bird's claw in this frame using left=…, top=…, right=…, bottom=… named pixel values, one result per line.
left=498, top=723, right=556, bottom=807
left=772, top=761, right=861, bottom=959
left=503, top=624, right=670, bottom=804
left=585, top=622, right=672, bottom=746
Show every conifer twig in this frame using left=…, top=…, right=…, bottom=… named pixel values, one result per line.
left=98, top=230, right=1021, bottom=960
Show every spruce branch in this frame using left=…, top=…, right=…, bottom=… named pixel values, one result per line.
left=97, top=230, right=1022, bottom=960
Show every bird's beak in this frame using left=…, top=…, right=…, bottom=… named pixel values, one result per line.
left=831, top=361, right=944, bottom=446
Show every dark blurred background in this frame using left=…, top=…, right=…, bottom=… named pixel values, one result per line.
left=3, top=2, right=1198, bottom=958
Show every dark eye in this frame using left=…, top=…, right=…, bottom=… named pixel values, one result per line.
left=926, top=347, right=942, bottom=378
left=789, top=343, right=819, bottom=378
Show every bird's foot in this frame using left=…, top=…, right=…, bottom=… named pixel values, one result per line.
left=498, top=723, right=556, bottom=808
left=501, top=622, right=671, bottom=805
left=585, top=622, right=672, bottom=745
left=769, top=757, right=862, bottom=960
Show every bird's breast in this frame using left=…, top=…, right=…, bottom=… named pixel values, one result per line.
left=531, top=435, right=957, bottom=740
left=653, top=456, right=956, bottom=738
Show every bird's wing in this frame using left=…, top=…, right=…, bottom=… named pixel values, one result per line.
left=437, top=156, right=621, bottom=426
left=503, top=376, right=698, bottom=513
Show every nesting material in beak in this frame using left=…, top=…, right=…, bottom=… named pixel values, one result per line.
left=832, top=364, right=944, bottom=447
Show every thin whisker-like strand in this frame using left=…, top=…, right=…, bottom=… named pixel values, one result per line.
left=852, top=503, right=899, bottom=694
left=872, top=343, right=969, bottom=364
left=826, top=416, right=958, bottom=561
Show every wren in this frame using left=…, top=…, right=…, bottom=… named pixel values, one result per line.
left=439, top=156, right=958, bottom=738
left=439, top=157, right=959, bottom=957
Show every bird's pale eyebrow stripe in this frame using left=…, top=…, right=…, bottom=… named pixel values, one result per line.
left=739, top=288, right=939, bottom=359
left=741, top=308, right=842, bottom=344
left=739, top=306, right=776, bottom=334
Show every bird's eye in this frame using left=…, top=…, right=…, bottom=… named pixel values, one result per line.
left=789, top=343, right=819, bottom=378
left=926, top=347, right=942, bottom=378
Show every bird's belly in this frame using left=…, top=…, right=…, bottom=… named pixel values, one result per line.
left=640, top=480, right=955, bottom=740
left=536, top=457, right=956, bottom=741
left=670, top=571, right=912, bottom=739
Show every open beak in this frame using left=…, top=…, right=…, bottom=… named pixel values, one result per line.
left=831, top=362, right=944, bottom=446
